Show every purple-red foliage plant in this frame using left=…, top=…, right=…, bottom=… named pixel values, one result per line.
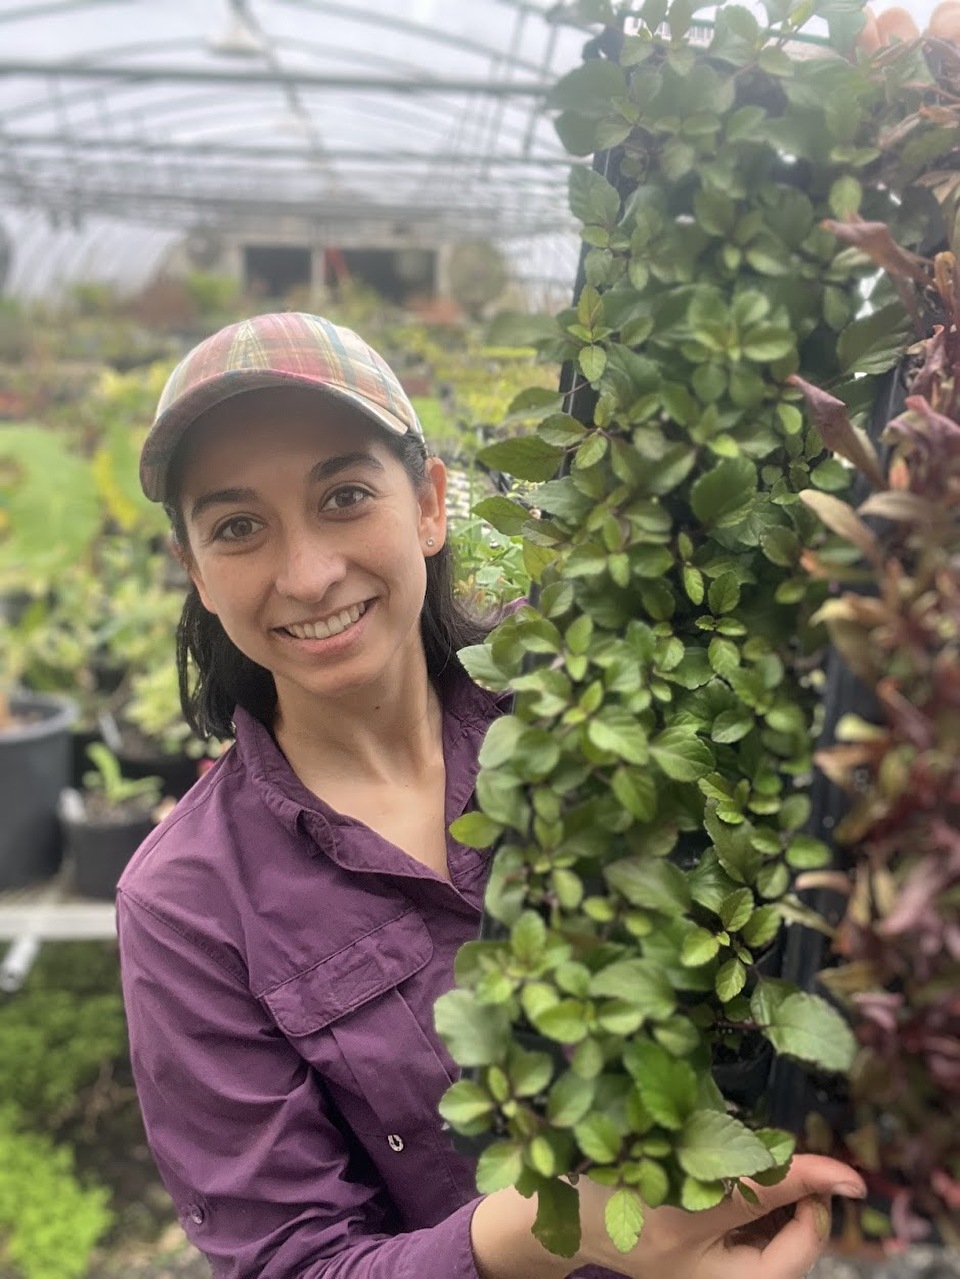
left=792, top=246, right=960, bottom=1248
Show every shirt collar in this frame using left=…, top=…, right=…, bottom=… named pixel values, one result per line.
left=231, top=663, right=508, bottom=853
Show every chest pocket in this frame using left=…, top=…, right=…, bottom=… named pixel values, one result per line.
left=261, top=908, right=447, bottom=1132
left=260, top=905, right=481, bottom=1222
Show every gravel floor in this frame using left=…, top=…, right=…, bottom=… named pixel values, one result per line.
left=88, top=1237, right=959, bottom=1278
left=812, top=1252, right=960, bottom=1279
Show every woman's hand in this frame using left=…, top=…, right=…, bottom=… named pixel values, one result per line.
left=568, top=1154, right=867, bottom=1279
left=857, top=2, right=960, bottom=51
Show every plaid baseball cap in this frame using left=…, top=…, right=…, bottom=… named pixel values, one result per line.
left=139, top=311, right=423, bottom=502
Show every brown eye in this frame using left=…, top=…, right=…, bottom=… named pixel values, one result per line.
left=215, top=516, right=261, bottom=542
left=322, top=485, right=371, bottom=512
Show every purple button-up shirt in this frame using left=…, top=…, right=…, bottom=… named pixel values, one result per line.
left=117, top=666, right=625, bottom=1279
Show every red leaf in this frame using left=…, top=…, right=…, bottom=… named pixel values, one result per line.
left=821, top=219, right=931, bottom=285
left=800, top=490, right=880, bottom=561
left=787, top=375, right=887, bottom=489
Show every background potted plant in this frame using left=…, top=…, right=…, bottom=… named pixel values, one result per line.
left=61, top=744, right=163, bottom=900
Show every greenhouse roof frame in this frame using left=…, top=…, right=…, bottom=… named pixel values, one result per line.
left=0, top=0, right=588, bottom=248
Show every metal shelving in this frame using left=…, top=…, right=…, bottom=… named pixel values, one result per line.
left=0, top=871, right=116, bottom=993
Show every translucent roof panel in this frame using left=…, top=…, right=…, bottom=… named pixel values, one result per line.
left=0, top=0, right=589, bottom=254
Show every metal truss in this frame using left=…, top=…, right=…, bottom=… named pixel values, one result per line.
left=0, top=0, right=585, bottom=245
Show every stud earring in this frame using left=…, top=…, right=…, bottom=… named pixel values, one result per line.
left=426, top=538, right=436, bottom=547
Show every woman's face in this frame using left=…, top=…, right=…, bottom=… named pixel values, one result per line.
left=176, top=387, right=446, bottom=711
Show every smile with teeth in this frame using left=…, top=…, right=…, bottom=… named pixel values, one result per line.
left=282, top=601, right=366, bottom=640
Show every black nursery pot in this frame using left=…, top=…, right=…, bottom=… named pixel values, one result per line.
left=0, top=693, right=76, bottom=889
left=116, top=747, right=199, bottom=801
left=64, top=812, right=155, bottom=900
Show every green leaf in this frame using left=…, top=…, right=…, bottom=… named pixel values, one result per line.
left=690, top=457, right=757, bottom=528
left=624, top=1039, right=698, bottom=1129
left=711, top=709, right=753, bottom=744
left=574, top=1112, right=622, bottom=1163
left=434, top=989, right=511, bottom=1066
left=760, top=526, right=800, bottom=567
left=476, top=1140, right=524, bottom=1193
left=719, top=888, right=755, bottom=931
left=511, top=911, right=547, bottom=964
left=589, top=960, right=676, bottom=1019
left=715, top=957, right=747, bottom=1002
left=756, top=861, right=790, bottom=898
left=547, top=1070, right=596, bottom=1127
left=810, top=458, right=852, bottom=493
left=438, top=1080, right=495, bottom=1129
left=551, top=59, right=628, bottom=119
left=742, top=326, right=795, bottom=363
left=588, top=713, right=650, bottom=765
left=510, top=1049, right=555, bottom=1098
left=479, top=715, right=525, bottom=769
left=742, top=904, right=781, bottom=948
left=539, top=413, right=587, bottom=447
left=760, top=992, right=857, bottom=1072
left=679, top=1111, right=777, bottom=1181
left=458, top=643, right=510, bottom=690
left=681, top=927, right=721, bottom=967
left=683, top=565, right=706, bottom=604
left=837, top=303, right=911, bottom=377
left=708, top=637, right=740, bottom=679
left=612, top=767, right=658, bottom=822
left=532, top=1177, right=582, bottom=1259
left=785, top=836, right=831, bottom=869
left=472, top=495, right=529, bottom=536
left=605, top=1187, right=645, bottom=1253
left=605, top=856, right=692, bottom=915
left=568, top=166, right=622, bottom=225
left=681, top=1177, right=727, bottom=1211
left=650, top=728, right=714, bottom=782
left=532, top=1000, right=589, bottom=1044
left=450, top=810, right=503, bottom=849
left=829, top=176, right=862, bottom=219
left=478, top=436, right=563, bottom=482
left=580, top=345, right=608, bottom=383
left=708, top=572, right=741, bottom=615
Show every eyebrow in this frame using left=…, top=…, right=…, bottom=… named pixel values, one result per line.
left=189, top=451, right=386, bottom=522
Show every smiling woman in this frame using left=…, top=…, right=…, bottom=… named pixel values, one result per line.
left=115, top=311, right=866, bottom=1279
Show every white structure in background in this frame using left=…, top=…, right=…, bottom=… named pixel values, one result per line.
left=0, top=0, right=588, bottom=309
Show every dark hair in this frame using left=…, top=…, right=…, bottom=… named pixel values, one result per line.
left=167, top=428, right=493, bottom=741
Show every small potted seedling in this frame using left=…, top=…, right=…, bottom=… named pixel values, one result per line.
left=61, top=743, right=163, bottom=899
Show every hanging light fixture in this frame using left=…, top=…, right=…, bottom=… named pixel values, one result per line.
left=208, top=0, right=265, bottom=57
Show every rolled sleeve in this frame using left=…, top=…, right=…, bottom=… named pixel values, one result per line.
left=117, top=889, right=485, bottom=1279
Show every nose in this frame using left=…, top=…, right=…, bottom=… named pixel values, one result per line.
left=272, top=522, right=347, bottom=603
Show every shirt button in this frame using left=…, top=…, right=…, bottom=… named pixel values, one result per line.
left=387, top=1134, right=405, bottom=1152
left=188, top=1205, right=205, bottom=1225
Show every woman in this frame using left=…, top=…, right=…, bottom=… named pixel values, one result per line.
left=118, top=311, right=867, bottom=1279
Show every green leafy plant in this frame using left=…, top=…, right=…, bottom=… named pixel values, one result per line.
left=82, top=744, right=163, bottom=815
left=0, top=943, right=124, bottom=1279
left=119, top=659, right=213, bottom=760
left=0, top=1109, right=113, bottom=1279
left=434, top=0, right=960, bottom=1260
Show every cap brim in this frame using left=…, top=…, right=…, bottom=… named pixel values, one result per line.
left=140, top=369, right=412, bottom=503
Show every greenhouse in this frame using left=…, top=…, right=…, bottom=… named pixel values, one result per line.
left=0, top=0, right=587, bottom=303
left=2, top=0, right=960, bottom=1276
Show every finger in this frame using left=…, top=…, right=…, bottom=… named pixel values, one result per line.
left=731, top=1155, right=865, bottom=1227
left=725, top=1195, right=832, bottom=1279
left=692, top=1154, right=865, bottom=1240
left=857, top=6, right=883, bottom=53
left=929, top=0, right=960, bottom=40
left=876, top=6, right=921, bottom=43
